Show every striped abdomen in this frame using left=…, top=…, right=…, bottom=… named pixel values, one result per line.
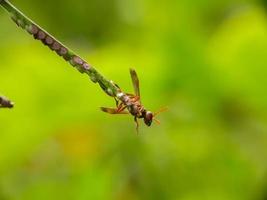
left=117, top=92, right=144, bottom=117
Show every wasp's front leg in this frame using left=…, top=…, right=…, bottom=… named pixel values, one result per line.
left=134, top=117, right=139, bottom=134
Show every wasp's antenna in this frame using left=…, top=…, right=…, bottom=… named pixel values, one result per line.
left=154, top=118, right=161, bottom=125
left=152, top=107, right=167, bottom=125
left=154, top=107, right=168, bottom=117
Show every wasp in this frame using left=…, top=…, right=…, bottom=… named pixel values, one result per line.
left=101, top=69, right=166, bottom=131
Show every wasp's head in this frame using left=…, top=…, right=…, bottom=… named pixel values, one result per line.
left=142, top=107, right=168, bottom=127
left=143, top=110, right=153, bottom=126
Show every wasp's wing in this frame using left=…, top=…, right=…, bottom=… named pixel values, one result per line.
left=100, top=107, right=129, bottom=114
left=129, top=68, right=140, bottom=97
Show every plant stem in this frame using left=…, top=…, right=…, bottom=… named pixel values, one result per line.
left=0, top=95, right=14, bottom=108
left=0, top=0, right=121, bottom=98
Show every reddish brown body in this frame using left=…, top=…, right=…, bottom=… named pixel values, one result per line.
left=101, top=69, right=157, bottom=130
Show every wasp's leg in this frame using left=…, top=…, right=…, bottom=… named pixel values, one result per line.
left=101, top=102, right=127, bottom=114
left=134, top=117, right=139, bottom=134
left=117, top=103, right=127, bottom=113
left=126, top=94, right=140, bottom=101
left=114, top=98, right=119, bottom=107
left=110, top=81, right=121, bottom=89
left=132, top=96, right=140, bottom=102
left=101, top=107, right=128, bottom=114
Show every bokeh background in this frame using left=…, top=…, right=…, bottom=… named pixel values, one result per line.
left=1, top=0, right=267, bottom=199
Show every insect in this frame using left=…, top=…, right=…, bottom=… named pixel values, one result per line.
left=0, top=1, right=166, bottom=129
left=101, top=69, right=166, bottom=131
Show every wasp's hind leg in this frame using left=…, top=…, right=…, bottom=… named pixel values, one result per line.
left=101, top=107, right=128, bottom=114
left=101, top=102, right=128, bottom=114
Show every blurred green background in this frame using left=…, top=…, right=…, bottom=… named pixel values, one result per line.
left=1, top=0, right=267, bottom=199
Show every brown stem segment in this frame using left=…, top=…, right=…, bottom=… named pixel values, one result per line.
left=0, top=96, right=14, bottom=108
left=0, top=0, right=121, bottom=98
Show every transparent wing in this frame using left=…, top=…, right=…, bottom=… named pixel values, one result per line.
left=129, top=68, right=140, bottom=97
